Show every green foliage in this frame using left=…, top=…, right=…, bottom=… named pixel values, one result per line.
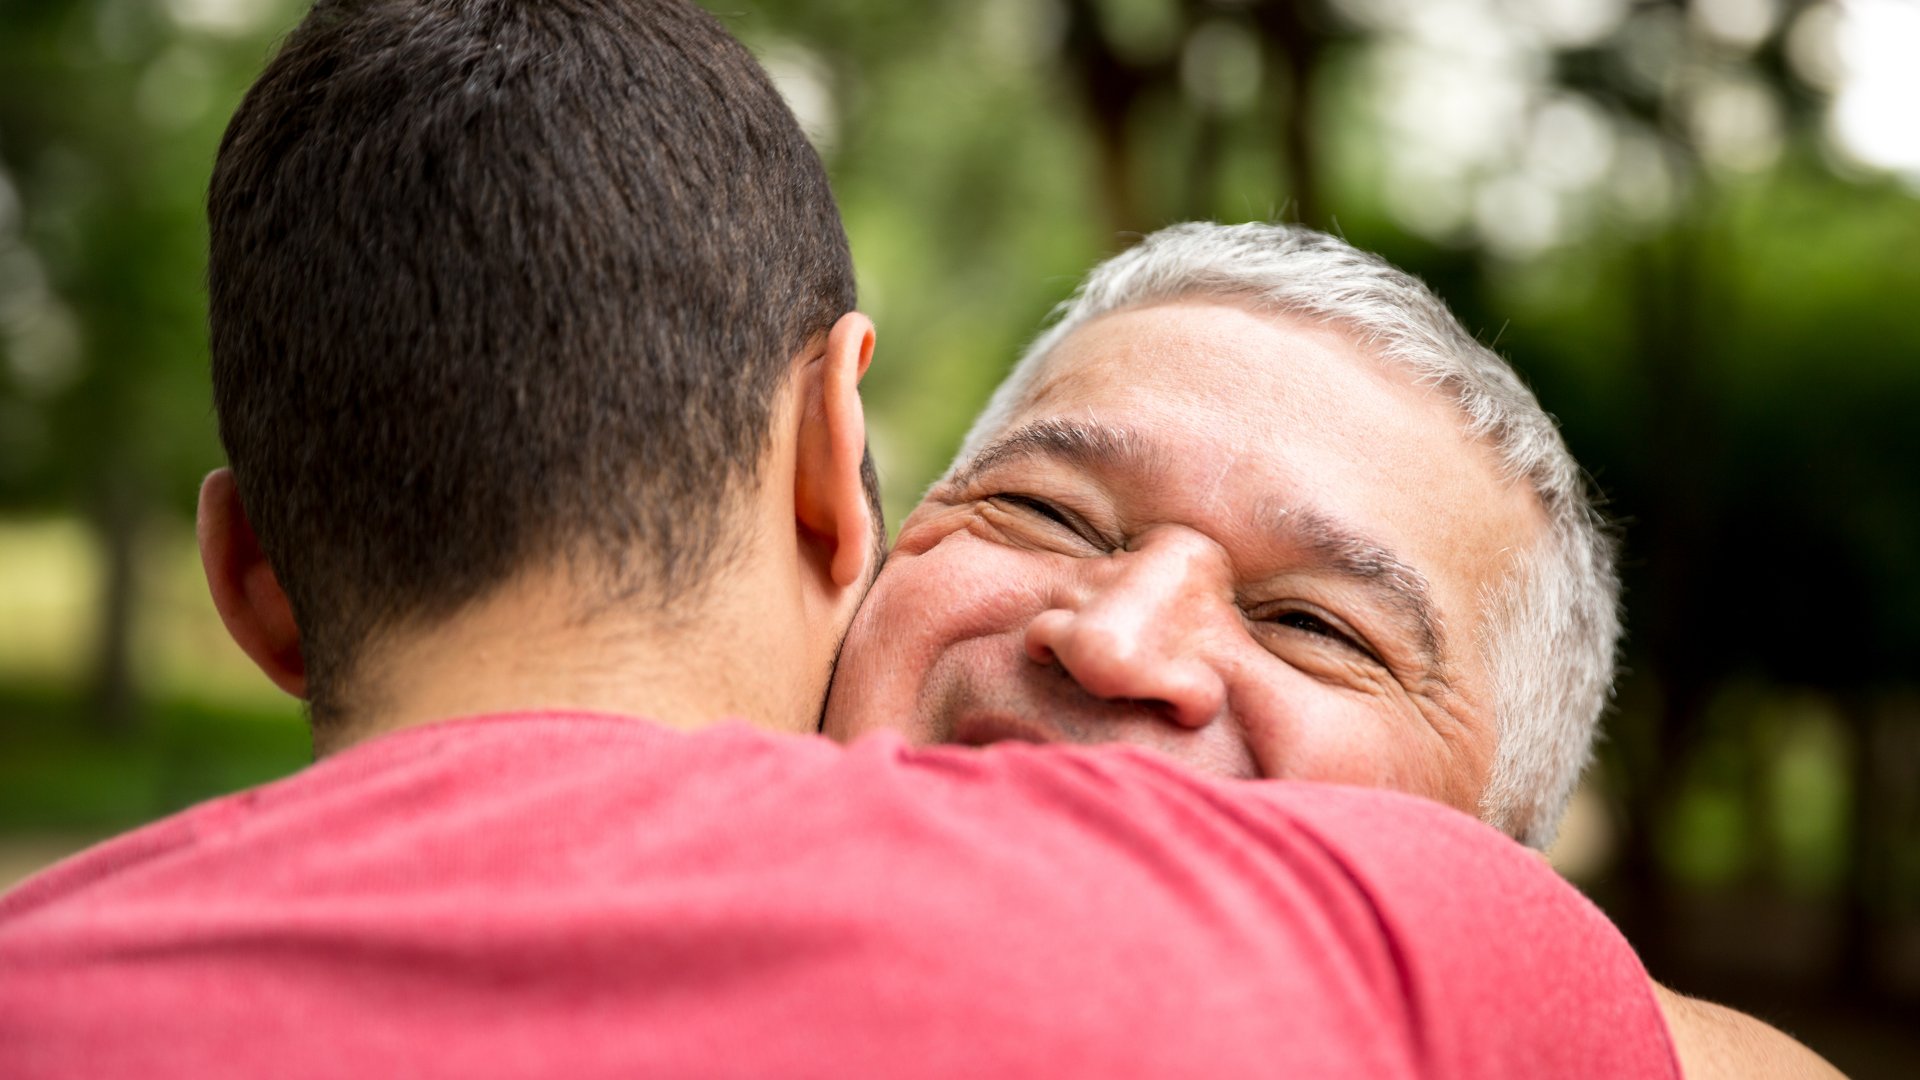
left=0, top=0, right=284, bottom=513
left=0, top=681, right=305, bottom=832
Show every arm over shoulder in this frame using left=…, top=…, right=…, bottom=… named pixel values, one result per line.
left=1206, top=777, right=1685, bottom=1080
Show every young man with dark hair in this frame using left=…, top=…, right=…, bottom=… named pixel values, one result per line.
left=0, top=2, right=1698, bottom=1076
left=200, top=0, right=880, bottom=751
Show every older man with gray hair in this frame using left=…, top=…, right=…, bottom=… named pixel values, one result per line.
left=826, top=221, right=1616, bottom=850
left=823, top=222, right=1844, bottom=1077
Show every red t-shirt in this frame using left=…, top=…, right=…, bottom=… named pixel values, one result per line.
left=0, top=712, right=1677, bottom=1079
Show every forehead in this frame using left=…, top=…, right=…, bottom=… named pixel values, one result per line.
left=1024, top=300, right=1461, bottom=483
left=1001, top=298, right=1543, bottom=625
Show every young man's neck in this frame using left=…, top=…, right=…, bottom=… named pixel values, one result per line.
left=318, top=566, right=826, bottom=756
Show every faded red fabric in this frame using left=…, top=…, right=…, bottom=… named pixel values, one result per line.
left=0, top=712, right=1677, bottom=1079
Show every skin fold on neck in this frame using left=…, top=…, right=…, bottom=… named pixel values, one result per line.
left=321, top=564, right=809, bottom=754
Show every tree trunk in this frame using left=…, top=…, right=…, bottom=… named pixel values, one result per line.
left=87, top=471, right=141, bottom=737
left=1612, top=677, right=1706, bottom=976
left=1616, top=216, right=1714, bottom=977
left=1834, top=692, right=1883, bottom=1000
left=1061, top=0, right=1159, bottom=239
left=1255, top=1, right=1327, bottom=227
left=1185, top=112, right=1223, bottom=219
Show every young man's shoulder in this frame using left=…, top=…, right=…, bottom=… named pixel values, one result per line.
left=0, top=713, right=1678, bottom=1080
left=0, top=713, right=733, bottom=920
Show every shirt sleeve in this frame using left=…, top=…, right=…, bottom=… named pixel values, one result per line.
left=1217, top=776, right=1684, bottom=1080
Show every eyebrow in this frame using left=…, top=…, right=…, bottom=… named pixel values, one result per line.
left=947, top=417, right=1171, bottom=491
left=1260, top=501, right=1445, bottom=669
left=952, top=417, right=1446, bottom=672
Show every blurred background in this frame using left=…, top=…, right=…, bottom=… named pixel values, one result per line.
left=1, top=0, right=1916, bottom=1070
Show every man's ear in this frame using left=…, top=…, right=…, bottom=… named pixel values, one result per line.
left=197, top=469, right=307, bottom=698
left=794, top=311, right=877, bottom=589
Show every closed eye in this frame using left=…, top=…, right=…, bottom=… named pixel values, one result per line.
left=1264, top=609, right=1382, bottom=664
left=986, top=494, right=1108, bottom=550
left=993, top=494, right=1077, bottom=530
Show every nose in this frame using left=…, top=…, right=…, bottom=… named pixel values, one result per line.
left=1023, top=530, right=1228, bottom=729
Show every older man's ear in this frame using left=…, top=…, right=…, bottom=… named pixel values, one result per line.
left=197, top=468, right=307, bottom=700
left=792, top=311, right=877, bottom=592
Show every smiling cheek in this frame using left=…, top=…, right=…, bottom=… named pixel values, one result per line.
left=1233, top=670, right=1465, bottom=806
left=823, top=521, right=1058, bottom=743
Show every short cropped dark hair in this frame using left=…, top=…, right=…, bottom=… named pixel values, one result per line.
left=208, top=0, right=856, bottom=723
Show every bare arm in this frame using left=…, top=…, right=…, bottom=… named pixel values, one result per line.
left=1652, top=983, right=1847, bottom=1079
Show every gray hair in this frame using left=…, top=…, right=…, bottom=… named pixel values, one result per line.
left=954, top=222, right=1620, bottom=848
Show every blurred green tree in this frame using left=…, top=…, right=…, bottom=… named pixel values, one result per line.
left=4, top=1, right=228, bottom=729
